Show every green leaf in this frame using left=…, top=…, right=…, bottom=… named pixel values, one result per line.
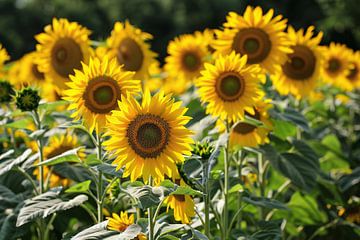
left=337, top=167, right=360, bottom=192
left=16, top=188, right=88, bottom=227
left=92, top=163, right=123, bottom=177
left=38, top=100, right=68, bottom=112
left=321, top=134, right=342, bottom=155
left=84, top=154, right=101, bottom=166
left=35, top=147, right=82, bottom=166
left=69, top=221, right=118, bottom=240
left=282, top=108, right=309, bottom=132
left=127, top=186, right=162, bottom=209
left=155, top=222, right=185, bottom=239
left=243, top=196, right=288, bottom=210
left=170, top=186, right=202, bottom=196
left=66, top=180, right=92, bottom=194
left=229, top=184, right=244, bottom=194
left=271, top=119, right=296, bottom=140
left=4, top=117, right=34, bottom=129
left=118, top=224, right=142, bottom=239
left=0, top=149, right=33, bottom=176
left=250, top=220, right=282, bottom=240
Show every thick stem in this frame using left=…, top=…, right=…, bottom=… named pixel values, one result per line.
left=96, top=133, right=103, bottom=223
left=203, top=161, right=210, bottom=237
left=148, top=177, right=155, bottom=240
left=33, top=110, right=44, bottom=194
left=223, top=121, right=230, bottom=239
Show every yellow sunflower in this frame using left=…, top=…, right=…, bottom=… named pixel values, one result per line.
left=346, top=50, right=360, bottom=90
left=107, top=211, right=147, bottom=239
left=213, top=6, right=292, bottom=75
left=106, top=21, right=157, bottom=80
left=165, top=32, right=211, bottom=82
left=162, top=69, right=191, bottom=95
left=195, top=51, right=263, bottom=123
left=33, top=134, right=82, bottom=188
left=35, top=18, right=91, bottom=92
left=218, top=99, right=272, bottom=148
left=164, top=178, right=195, bottom=224
left=143, top=61, right=164, bottom=93
left=271, top=26, right=323, bottom=99
left=0, top=44, right=10, bottom=78
left=104, top=90, right=193, bottom=182
left=194, top=29, right=216, bottom=52
left=321, top=42, right=352, bottom=90
left=63, top=56, right=141, bottom=134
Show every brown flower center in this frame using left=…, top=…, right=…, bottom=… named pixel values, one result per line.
left=233, top=109, right=260, bottom=134
left=83, top=76, right=121, bottom=114
left=215, top=72, right=245, bottom=102
left=232, top=28, right=271, bottom=64
left=51, top=38, right=83, bottom=78
left=327, top=58, right=341, bottom=73
left=32, top=64, right=45, bottom=80
left=46, top=145, right=73, bottom=159
left=282, top=45, right=316, bottom=80
left=127, top=114, right=170, bottom=158
left=117, top=37, right=144, bottom=72
left=182, top=51, right=201, bottom=72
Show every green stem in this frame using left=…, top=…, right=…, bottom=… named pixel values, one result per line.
left=209, top=201, right=224, bottom=235
left=33, top=110, right=44, bottom=194
left=14, top=166, right=39, bottom=195
left=237, top=151, right=244, bottom=229
left=203, top=160, right=210, bottom=237
left=80, top=204, right=98, bottom=223
left=152, top=197, right=166, bottom=227
left=258, top=152, right=268, bottom=220
left=223, top=121, right=230, bottom=239
left=148, top=177, right=155, bottom=240
left=96, top=133, right=103, bottom=223
left=44, top=213, right=57, bottom=240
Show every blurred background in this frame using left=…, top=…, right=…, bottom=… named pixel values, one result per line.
left=0, top=0, right=359, bottom=62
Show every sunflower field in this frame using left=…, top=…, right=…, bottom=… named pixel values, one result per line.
left=0, top=2, right=360, bottom=240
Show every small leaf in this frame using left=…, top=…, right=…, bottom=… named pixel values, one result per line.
left=170, top=186, right=202, bottom=196
left=66, top=180, right=92, bottom=194
left=92, top=163, right=123, bottom=177
left=243, top=196, right=288, bottom=210
left=229, top=184, right=244, bottom=194
left=4, top=117, right=34, bottom=129
left=35, top=147, right=83, bottom=166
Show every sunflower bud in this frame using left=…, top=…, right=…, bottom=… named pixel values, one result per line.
left=192, top=140, right=214, bottom=160
left=15, top=88, right=41, bottom=112
left=0, top=80, right=15, bottom=104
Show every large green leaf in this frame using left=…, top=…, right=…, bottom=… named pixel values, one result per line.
left=34, top=147, right=82, bottom=166
left=243, top=196, right=288, bottom=210
left=0, top=149, right=33, bottom=176
left=69, top=221, right=118, bottom=240
left=65, top=180, right=92, bottom=194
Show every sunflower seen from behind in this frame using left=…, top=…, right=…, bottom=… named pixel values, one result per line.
left=217, top=99, right=272, bottom=149
left=213, top=6, right=292, bottom=75
left=165, top=33, right=211, bottom=83
left=321, top=43, right=352, bottom=90
left=271, top=26, right=323, bottom=99
left=63, top=56, right=141, bottom=134
left=35, top=18, right=91, bottom=93
left=106, top=21, right=157, bottom=81
left=104, top=90, right=193, bottom=182
left=164, top=178, right=195, bottom=224
left=195, top=51, right=263, bottom=123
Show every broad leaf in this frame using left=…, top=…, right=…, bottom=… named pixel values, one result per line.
left=0, top=149, right=33, bottom=176
left=70, top=221, right=118, bottom=240
left=34, top=147, right=83, bottom=166
left=66, top=180, right=92, bottom=194
left=242, top=196, right=288, bottom=210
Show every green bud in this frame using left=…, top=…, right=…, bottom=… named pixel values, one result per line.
left=192, top=140, right=214, bottom=160
left=0, top=80, right=15, bottom=104
left=15, top=88, right=41, bottom=112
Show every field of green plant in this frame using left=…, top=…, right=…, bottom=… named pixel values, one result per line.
left=0, top=4, right=359, bottom=240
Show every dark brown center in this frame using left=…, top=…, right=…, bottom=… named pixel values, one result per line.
left=215, top=72, right=245, bottom=102
left=83, top=76, right=121, bottom=114
left=347, top=64, right=358, bottom=81
left=182, top=52, right=201, bottom=72
left=117, top=37, right=144, bottom=72
left=232, top=28, right=271, bottom=64
left=282, top=45, right=316, bottom=80
left=47, top=145, right=73, bottom=159
left=32, top=64, right=45, bottom=80
left=233, top=109, right=261, bottom=134
left=51, top=38, right=83, bottom=78
left=327, top=58, right=341, bottom=73
left=127, top=114, right=170, bottom=158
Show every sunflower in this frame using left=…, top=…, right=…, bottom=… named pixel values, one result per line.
left=271, top=26, right=323, bottom=98
left=143, top=61, right=164, bottom=93
left=0, top=44, right=10, bottom=78
left=346, top=50, right=360, bottom=90
left=33, top=134, right=82, bottom=188
left=35, top=18, right=91, bottom=92
left=321, top=43, right=352, bottom=90
left=106, top=21, right=157, bottom=80
left=107, top=211, right=147, bottom=239
left=218, top=99, right=272, bottom=148
left=104, top=90, right=193, bottom=182
left=165, top=32, right=211, bottom=82
left=164, top=178, right=195, bottom=224
left=63, top=56, right=141, bottom=134
left=213, top=6, right=292, bottom=75
left=195, top=51, right=263, bottom=123
left=162, top=70, right=191, bottom=95
left=194, top=29, right=216, bottom=52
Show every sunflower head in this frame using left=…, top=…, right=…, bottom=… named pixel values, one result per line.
left=104, top=90, right=193, bottom=182
left=107, top=211, right=134, bottom=232
left=271, top=26, right=323, bottom=99
left=165, top=32, right=211, bottom=82
left=106, top=21, right=157, bottom=80
left=195, top=51, right=263, bottom=123
left=345, top=50, right=360, bottom=90
left=63, top=56, right=141, bottom=134
left=35, top=18, right=91, bottom=92
left=164, top=178, right=195, bottom=224
left=192, top=140, right=214, bottom=160
left=0, top=80, right=15, bottom=104
left=213, top=6, right=292, bottom=74
left=15, top=87, right=41, bottom=112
